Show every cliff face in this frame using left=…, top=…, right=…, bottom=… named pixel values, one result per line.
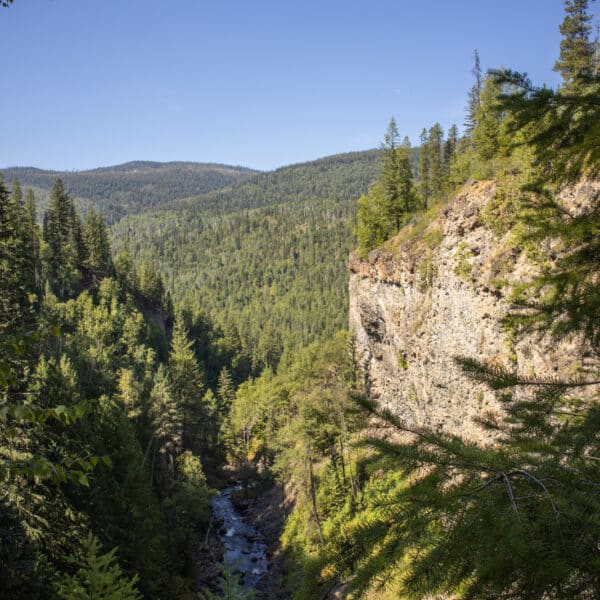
left=349, top=180, right=595, bottom=443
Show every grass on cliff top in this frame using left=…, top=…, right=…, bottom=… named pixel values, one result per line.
left=383, top=201, right=446, bottom=258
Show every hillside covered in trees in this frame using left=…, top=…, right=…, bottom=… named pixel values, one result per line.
left=110, top=150, right=382, bottom=380
left=2, top=0, right=600, bottom=599
left=1, top=162, right=257, bottom=224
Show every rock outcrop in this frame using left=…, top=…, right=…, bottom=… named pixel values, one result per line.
left=349, top=180, right=595, bottom=443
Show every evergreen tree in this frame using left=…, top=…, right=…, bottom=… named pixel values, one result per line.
left=113, top=244, right=138, bottom=293
left=56, top=533, right=142, bottom=600
left=380, top=117, right=417, bottom=229
left=138, top=260, right=165, bottom=308
left=43, top=178, right=84, bottom=300
left=150, top=364, right=182, bottom=498
left=24, top=188, right=41, bottom=291
left=418, top=128, right=430, bottom=208
left=443, top=124, right=459, bottom=177
left=465, top=49, right=482, bottom=134
left=0, top=177, right=36, bottom=332
left=554, top=0, right=595, bottom=84
left=472, top=75, right=507, bottom=160
left=217, top=366, right=236, bottom=414
left=427, top=122, right=444, bottom=197
left=168, top=319, right=205, bottom=452
left=355, top=185, right=389, bottom=257
left=83, top=209, right=112, bottom=281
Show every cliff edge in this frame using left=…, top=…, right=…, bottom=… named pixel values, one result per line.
left=349, top=179, right=596, bottom=443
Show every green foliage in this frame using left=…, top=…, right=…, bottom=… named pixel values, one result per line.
left=169, top=318, right=207, bottom=453
left=554, top=0, right=596, bottom=84
left=173, top=451, right=214, bottom=532
left=471, top=76, right=510, bottom=160
left=198, top=566, right=256, bottom=600
left=426, top=122, right=444, bottom=197
left=56, top=533, right=142, bottom=600
left=356, top=185, right=391, bottom=257
left=0, top=177, right=38, bottom=333
left=453, top=241, right=474, bottom=280
left=3, top=162, right=256, bottom=224
left=83, top=209, right=112, bottom=280
left=137, top=260, right=165, bottom=308
left=492, top=68, right=600, bottom=185
left=356, top=124, right=418, bottom=256
left=305, top=11, right=600, bottom=597
left=381, top=118, right=418, bottom=228
left=465, top=49, right=482, bottom=135
left=0, top=174, right=211, bottom=597
left=43, top=178, right=85, bottom=300
left=112, top=151, right=380, bottom=373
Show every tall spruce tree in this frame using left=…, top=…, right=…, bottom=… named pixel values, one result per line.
left=554, top=0, right=595, bottom=84
left=83, top=209, right=112, bottom=281
left=356, top=121, right=418, bottom=256
left=24, top=188, right=41, bottom=291
left=418, top=127, right=430, bottom=208
left=43, top=178, right=84, bottom=300
left=444, top=124, right=459, bottom=177
left=168, top=319, right=206, bottom=452
left=381, top=118, right=417, bottom=229
left=465, top=49, right=482, bottom=134
left=150, top=364, right=182, bottom=498
left=427, top=122, right=444, bottom=197
left=0, top=177, right=36, bottom=332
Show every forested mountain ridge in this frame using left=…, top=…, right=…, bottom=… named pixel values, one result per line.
left=1, top=161, right=257, bottom=224
left=165, top=149, right=382, bottom=213
left=110, top=149, right=382, bottom=381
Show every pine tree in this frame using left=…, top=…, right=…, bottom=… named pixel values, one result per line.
left=138, top=260, right=165, bottom=308
left=355, top=186, right=390, bottom=257
left=444, top=124, right=459, bottom=177
left=169, top=319, right=205, bottom=452
left=150, top=364, right=182, bottom=498
left=24, top=188, right=41, bottom=290
left=471, top=75, right=507, bottom=160
left=217, top=366, right=236, bottom=414
left=465, top=49, right=482, bottom=134
left=83, top=209, right=112, bottom=281
left=427, top=122, right=444, bottom=197
left=554, top=0, right=595, bottom=84
left=380, top=118, right=417, bottom=230
left=418, top=128, right=430, bottom=208
left=113, top=243, right=138, bottom=293
left=56, top=533, right=142, bottom=600
left=43, top=178, right=83, bottom=300
left=0, top=177, right=36, bottom=332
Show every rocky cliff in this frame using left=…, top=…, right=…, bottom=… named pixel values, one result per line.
left=349, top=180, right=596, bottom=443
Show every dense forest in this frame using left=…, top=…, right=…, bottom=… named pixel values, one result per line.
left=2, top=0, right=600, bottom=598
left=1, top=162, right=256, bottom=224
left=111, top=150, right=382, bottom=380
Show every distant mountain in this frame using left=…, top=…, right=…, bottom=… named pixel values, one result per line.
left=0, top=161, right=258, bottom=223
left=161, top=149, right=383, bottom=217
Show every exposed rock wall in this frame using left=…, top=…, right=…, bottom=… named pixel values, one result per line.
left=349, top=180, right=593, bottom=443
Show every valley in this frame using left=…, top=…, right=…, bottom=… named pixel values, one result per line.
left=1, top=1, right=599, bottom=599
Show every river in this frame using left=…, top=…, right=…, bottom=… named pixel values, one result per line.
left=212, top=485, right=269, bottom=593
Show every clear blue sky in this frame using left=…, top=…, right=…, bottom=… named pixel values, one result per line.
left=1, top=0, right=594, bottom=171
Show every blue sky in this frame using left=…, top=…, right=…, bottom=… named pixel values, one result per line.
left=1, top=0, right=594, bottom=171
